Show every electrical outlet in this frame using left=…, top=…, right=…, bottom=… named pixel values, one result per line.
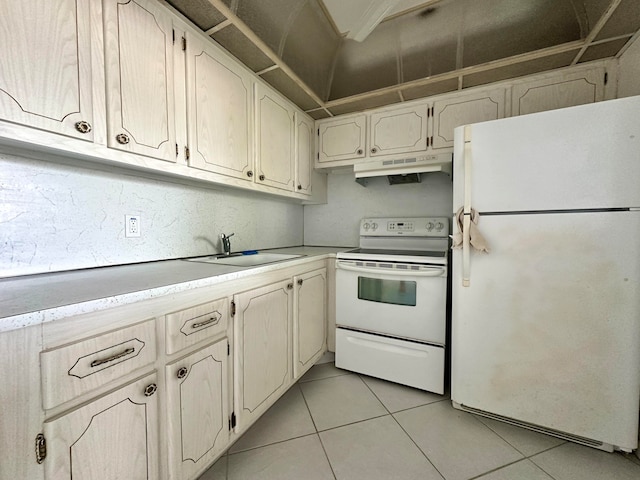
left=125, top=215, right=141, bottom=238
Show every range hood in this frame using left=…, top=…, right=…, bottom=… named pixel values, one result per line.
left=354, top=153, right=452, bottom=185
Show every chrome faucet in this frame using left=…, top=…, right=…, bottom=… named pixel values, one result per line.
left=220, top=232, right=234, bottom=256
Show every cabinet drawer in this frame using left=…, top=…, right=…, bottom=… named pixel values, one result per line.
left=165, top=298, right=228, bottom=354
left=41, top=319, right=156, bottom=410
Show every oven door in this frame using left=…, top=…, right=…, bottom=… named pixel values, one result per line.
left=335, top=259, right=447, bottom=344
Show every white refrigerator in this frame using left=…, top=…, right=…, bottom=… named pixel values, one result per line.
left=451, top=96, right=640, bottom=452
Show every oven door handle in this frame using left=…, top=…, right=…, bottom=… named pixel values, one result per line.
left=336, top=262, right=446, bottom=277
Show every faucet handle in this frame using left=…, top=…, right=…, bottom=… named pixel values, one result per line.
left=220, top=232, right=234, bottom=240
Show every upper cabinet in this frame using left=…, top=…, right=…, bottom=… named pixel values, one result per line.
left=103, top=0, right=177, bottom=162
left=0, top=0, right=95, bottom=140
left=431, top=89, right=506, bottom=150
left=185, top=32, right=253, bottom=180
left=369, top=105, right=429, bottom=157
left=317, top=114, right=367, bottom=165
left=255, top=83, right=295, bottom=192
left=511, top=66, right=606, bottom=116
left=295, top=113, right=314, bottom=196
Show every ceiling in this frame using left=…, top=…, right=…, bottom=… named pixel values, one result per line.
left=165, top=0, right=640, bottom=118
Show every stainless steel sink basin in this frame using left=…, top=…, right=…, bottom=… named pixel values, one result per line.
left=186, top=252, right=303, bottom=267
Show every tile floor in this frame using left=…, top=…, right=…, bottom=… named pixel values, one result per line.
left=199, top=362, right=640, bottom=480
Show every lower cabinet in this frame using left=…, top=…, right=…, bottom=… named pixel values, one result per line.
left=8, top=259, right=329, bottom=480
left=294, top=268, right=327, bottom=379
left=43, top=372, right=159, bottom=480
left=166, top=339, right=229, bottom=480
left=233, top=279, right=293, bottom=431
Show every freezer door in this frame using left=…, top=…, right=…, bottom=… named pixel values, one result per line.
left=451, top=211, right=640, bottom=450
left=453, top=96, right=640, bottom=212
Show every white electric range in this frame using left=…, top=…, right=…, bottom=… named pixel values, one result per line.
left=335, top=216, right=449, bottom=394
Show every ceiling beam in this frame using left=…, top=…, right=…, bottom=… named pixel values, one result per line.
left=571, top=0, right=623, bottom=65
left=204, top=0, right=326, bottom=108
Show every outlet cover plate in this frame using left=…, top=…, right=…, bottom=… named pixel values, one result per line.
left=125, top=215, right=141, bottom=238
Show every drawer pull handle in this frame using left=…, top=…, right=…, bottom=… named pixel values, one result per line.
left=75, top=121, right=92, bottom=134
left=177, top=367, right=188, bottom=379
left=116, top=133, right=130, bottom=144
left=144, top=383, right=157, bottom=397
left=90, top=347, right=135, bottom=368
left=191, top=316, right=219, bottom=329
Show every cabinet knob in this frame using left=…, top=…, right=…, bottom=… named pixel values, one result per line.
left=287, top=283, right=293, bottom=290
left=357, top=148, right=363, bottom=155
left=177, top=367, right=188, bottom=379
left=297, top=184, right=302, bottom=190
left=371, top=147, right=377, bottom=154
left=297, top=278, right=303, bottom=286
left=74, top=121, right=92, bottom=134
left=143, top=383, right=157, bottom=397
left=247, top=170, right=253, bottom=178
left=116, top=133, right=130, bottom=145
left=259, top=174, right=265, bottom=181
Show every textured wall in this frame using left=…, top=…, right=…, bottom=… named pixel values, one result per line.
left=0, top=153, right=303, bottom=277
left=303, top=171, right=453, bottom=247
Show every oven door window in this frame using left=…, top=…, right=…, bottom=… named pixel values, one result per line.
left=357, top=276, right=417, bottom=306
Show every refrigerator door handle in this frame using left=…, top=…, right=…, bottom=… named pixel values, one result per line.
left=462, top=126, right=472, bottom=287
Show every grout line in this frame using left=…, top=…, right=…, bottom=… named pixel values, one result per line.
left=316, top=433, right=339, bottom=480
left=358, top=374, right=393, bottom=416
left=298, top=380, right=320, bottom=433
left=389, top=409, right=447, bottom=480
left=227, top=431, right=319, bottom=456
left=466, top=459, right=539, bottom=480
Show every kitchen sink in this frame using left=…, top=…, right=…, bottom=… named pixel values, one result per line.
left=186, top=252, right=303, bottom=267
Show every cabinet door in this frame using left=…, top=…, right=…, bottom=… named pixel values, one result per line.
left=186, top=32, right=253, bottom=181
left=369, top=105, right=429, bottom=157
left=432, top=89, right=506, bottom=150
left=511, top=67, right=605, bottom=116
left=43, top=373, right=159, bottom=480
left=103, top=0, right=176, bottom=162
left=0, top=0, right=94, bottom=140
left=295, top=113, right=314, bottom=196
left=317, top=115, right=367, bottom=165
left=234, top=279, right=292, bottom=431
left=255, top=84, right=295, bottom=191
left=294, top=268, right=327, bottom=379
left=166, top=340, right=228, bottom=480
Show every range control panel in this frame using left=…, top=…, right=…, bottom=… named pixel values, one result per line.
left=360, top=217, right=449, bottom=237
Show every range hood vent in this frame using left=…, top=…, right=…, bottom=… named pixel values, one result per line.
left=354, top=153, right=452, bottom=185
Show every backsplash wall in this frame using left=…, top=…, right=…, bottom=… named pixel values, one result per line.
left=0, top=152, right=303, bottom=278
left=303, top=171, right=453, bottom=247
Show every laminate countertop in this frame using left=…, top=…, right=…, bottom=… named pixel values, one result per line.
left=0, top=246, right=349, bottom=332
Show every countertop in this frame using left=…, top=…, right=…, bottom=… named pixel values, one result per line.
left=0, top=246, right=348, bottom=332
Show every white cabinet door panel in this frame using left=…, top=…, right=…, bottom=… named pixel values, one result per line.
left=369, top=105, right=429, bottom=157
left=317, top=115, right=367, bottom=164
left=294, top=268, right=327, bottom=378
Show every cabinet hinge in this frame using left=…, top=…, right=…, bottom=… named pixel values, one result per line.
left=182, top=36, right=187, bottom=51
left=227, top=341, right=230, bottom=356
left=175, top=143, right=179, bottom=157
left=427, top=107, right=430, bottom=118
left=431, top=106, right=434, bottom=116
left=172, top=29, right=175, bottom=44
left=184, top=146, right=190, bottom=160
left=316, top=152, right=319, bottom=160
left=231, top=301, right=236, bottom=317
left=231, top=412, right=237, bottom=429
left=317, top=128, right=320, bottom=136
left=604, top=72, right=608, bottom=85
left=35, top=433, right=46, bottom=464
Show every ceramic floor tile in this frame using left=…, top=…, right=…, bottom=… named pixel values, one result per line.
left=227, top=434, right=334, bottom=480
left=229, top=384, right=315, bottom=453
left=299, top=362, right=352, bottom=383
left=474, top=460, right=554, bottom=480
left=530, top=442, right=640, bottom=480
left=320, top=415, right=443, bottom=480
left=361, top=374, right=448, bottom=413
left=394, top=401, right=523, bottom=480
left=197, top=455, right=227, bottom=480
left=475, top=415, right=565, bottom=457
left=300, top=374, right=388, bottom=431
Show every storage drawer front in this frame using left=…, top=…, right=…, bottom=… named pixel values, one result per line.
left=41, top=319, right=156, bottom=409
left=335, top=328, right=444, bottom=394
left=165, top=298, right=228, bottom=354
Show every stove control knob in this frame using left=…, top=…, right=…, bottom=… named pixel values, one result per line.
left=427, top=222, right=434, bottom=231
left=372, top=222, right=378, bottom=230
left=436, top=222, right=444, bottom=230
left=363, top=222, right=371, bottom=230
